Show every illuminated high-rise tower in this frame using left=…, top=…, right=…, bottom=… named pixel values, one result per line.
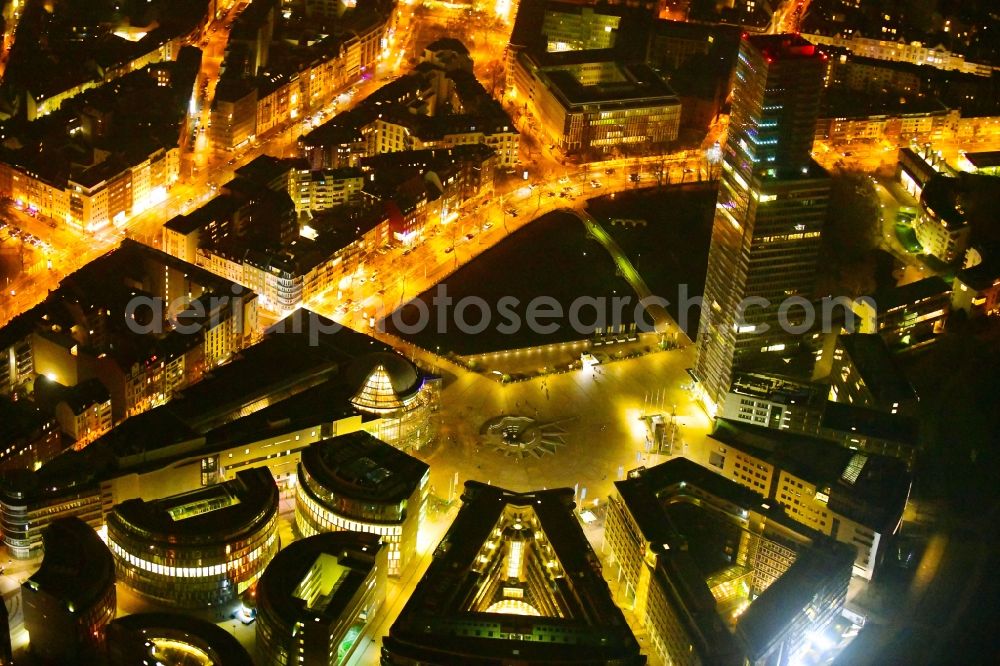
left=695, top=34, right=830, bottom=414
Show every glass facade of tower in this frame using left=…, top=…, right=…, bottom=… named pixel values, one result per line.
left=696, top=35, right=830, bottom=414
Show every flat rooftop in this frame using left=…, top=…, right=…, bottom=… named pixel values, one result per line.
left=837, top=333, right=917, bottom=404
left=963, top=151, right=1000, bottom=169
left=108, top=468, right=277, bottom=541
left=747, top=34, right=822, bottom=61
left=729, top=372, right=828, bottom=408
left=870, top=275, right=951, bottom=313
left=259, top=532, right=382, bottom=624
left=711, top=419, right=911, bottom=532
left=613, top=457, right=817, bottom=547
left=820, top=401, right=919, bottom=445
left=299, top=431, right=429, bottom=506
left=522, top=52, right=678, bottom=109
left=24, top=517, right=114, bottom=609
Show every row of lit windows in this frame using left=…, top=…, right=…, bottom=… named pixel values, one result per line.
left=109, top=530, right=277, bottom=579
left=295, top=488, right=403, bottom=540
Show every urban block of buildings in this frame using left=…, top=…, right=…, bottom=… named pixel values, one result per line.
left=953, top=255, right=1000, bottom=318
left=256, top=531, right=387, bottom=666
left=507, top=0, right=681, bottom=157
left=0, top=0, right=213, bottom=121
left=164, top=144, right=497, bottom=313
left=211, top=0, right=397, bottom=151
left=295, top=431, right=429, bottom=576
left=301, top=43, right=519, bottom=169
left=383, top=481, right=645, bottom=665
left=605, top=458, right=855, bottom=666
left=0, top=311, right=438, bottom=559
left=0, top=239, right=258, bottom=423
left=0, top=48, right=201, bottom=232
left=706, top=419, right=912, bottom=581
left=107, top=467, right=280, bottom=608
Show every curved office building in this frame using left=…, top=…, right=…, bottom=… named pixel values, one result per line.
left=22, top=517, right=117, bottom=665
left=346, top=351, right=438, bottom=453
left=256, top=532, right=387, bottom=666
left=295, top=432, right=429, bottom=576
left=106, top=612, right=254, bottom=666
left=107, top=468, right=279, bottom=608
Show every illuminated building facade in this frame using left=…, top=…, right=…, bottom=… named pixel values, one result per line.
left=383, top=482, right=644, bottom=665
left=348, top=351, right=439, bottom=453
left=722, top=372, right=919, bottom=467
left=105, top=613, right=254, bottom=666
left=953, top=260, right=1000, bottom=318
left=541, top=5, right=622, bottom=52
left=256, top=532, right=387, bottom=666
left=695, top=34, right=830, bottom=414
left=301, top=53, right=519, bottom=169
left=605, top=459, right=853, bottom=666
left=21, top=517, right=117, bottom=665
left=51, top=378, right=114, bottom=447
left=211, top=0, right=395, bottom=151
left=0, top=315, right=437, bottom=560
left=512, top=52, right=680, bottom=156
left=914, top=175, right=971, bottom=263
left=0, top=396, right=62, bottom=473
left=295, top=431, right=429, bottom=576
left=707, top=419, right=911, bottom=580
left=854, top=276, right=951, bottom=349
left=107, top=468, right=279, bottom=608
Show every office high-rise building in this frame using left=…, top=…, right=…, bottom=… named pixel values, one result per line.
left=696, top=34, right=830, bottom=414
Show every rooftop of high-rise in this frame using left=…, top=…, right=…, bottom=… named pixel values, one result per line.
left=746, top=33, right=823, bottom=61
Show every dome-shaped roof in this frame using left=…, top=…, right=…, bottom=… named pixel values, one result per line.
left=346, top=352, right=421, bottom=414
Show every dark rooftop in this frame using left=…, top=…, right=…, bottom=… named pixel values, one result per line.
left=108, top=468, right=277, bottom=543
left=299, top=431, right=428, bottom=507
left=870, top=275, right=951, bottom=312
left=820, top=400, right=919, bottom=446
left=535, top=59, right=679, bottom=109
left=711, top=419, right=911, bottom=532
left=425, top=38, right=469, bottom=55
left=615, top=457, right=822, bottom=547
left=747, top=33, right=822, bottom=61
left=729, top=372, right=828, bottom=408
left=920, top=176, right=967, bottom=228
left=736, top=544, right=853, bottom=660
left=821, top=86, right=950, bottom=120
left=107, top=612, right=254, bottom=666
left=55, top=378, right=111, bottom=415
left=257, top=532, right=382, bottom=628
left=385, top=481, right=643, bottom=664
left=0, top=396, right=52, bottom=445
left=963, top=151, right=1000, bottom=169
left=23, top=517, right=114, bottom=609
left=955, top=257, right=1000, bottom=291
left=837, top=333, right=918, bottom=405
